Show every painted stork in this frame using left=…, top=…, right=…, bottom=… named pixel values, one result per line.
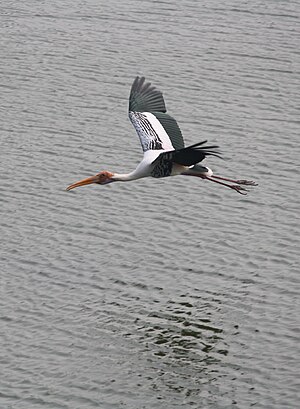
left=66, top=76, right=257, bottom=194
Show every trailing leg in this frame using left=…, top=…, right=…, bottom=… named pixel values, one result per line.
left=211, top=175, right=257, bottom=186
left=203, top=176, right=248, bottom=195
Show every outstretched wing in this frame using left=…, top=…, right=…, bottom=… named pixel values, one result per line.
left=151, top=141, right=221, bottom=178
left=129, top=76, right=184, bottom=152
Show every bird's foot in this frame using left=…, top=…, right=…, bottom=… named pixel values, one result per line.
left=236, top=180, right=258, bottom=186
left=231, top=185, right=248, bottom=195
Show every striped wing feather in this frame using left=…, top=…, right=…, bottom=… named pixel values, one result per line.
left=129, top=77, right=185, bottom=151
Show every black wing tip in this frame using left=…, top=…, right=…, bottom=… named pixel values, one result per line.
left=131, top=76, right=159, bottom=96
left=132, top=76, right=146, bottom=91
left=131, top=76, right=149, bottom=93
left=129, top=76, right=167, bottom=113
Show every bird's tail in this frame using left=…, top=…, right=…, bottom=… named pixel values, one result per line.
left=172, top=140, right=221, bottom=167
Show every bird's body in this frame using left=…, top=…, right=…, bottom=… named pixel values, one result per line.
left=113, top=150, right=196, bottom=181
left=67, top=77, right=256, bottom=194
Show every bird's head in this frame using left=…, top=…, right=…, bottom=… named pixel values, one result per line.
left=66, top=171, right=115, bottom=191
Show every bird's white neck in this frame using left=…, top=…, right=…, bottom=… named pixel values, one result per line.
left=111, top=154, right=155, bottom=182
left=112, top=172, right=140, bottom=182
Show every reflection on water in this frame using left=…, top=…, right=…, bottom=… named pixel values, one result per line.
left=120, top=293, right=228, bottom=404
left=141, top=305, right=223, bottom=358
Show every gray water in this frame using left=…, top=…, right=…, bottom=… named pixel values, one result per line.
left=1, top=1, right=299, bottom=408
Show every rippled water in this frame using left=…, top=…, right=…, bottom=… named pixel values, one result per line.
left=1, top=1, right=299, bottom=408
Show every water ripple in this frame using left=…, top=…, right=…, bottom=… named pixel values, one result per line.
left=1, top=0, right=299, bottom=408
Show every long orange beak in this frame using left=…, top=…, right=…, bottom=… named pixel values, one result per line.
left=66, top=175, right=99, bottom=191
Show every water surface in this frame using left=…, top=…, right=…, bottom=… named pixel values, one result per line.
left=0, top=1, right=299, bottom=408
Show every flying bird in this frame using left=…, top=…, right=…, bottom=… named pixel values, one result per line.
left=66, top=77, right=257, bottom=194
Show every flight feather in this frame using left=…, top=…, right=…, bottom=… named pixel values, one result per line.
left=128, top=76, right=185, bottom=152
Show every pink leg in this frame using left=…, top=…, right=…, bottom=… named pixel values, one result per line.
left=203, top=176, right=248, bottom=195
left=211, top=175, right=257, bottom=186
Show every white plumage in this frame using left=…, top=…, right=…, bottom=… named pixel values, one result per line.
left=66, top=77, right=257, bottom=194
left=129, top=111, right=175, bottom=152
